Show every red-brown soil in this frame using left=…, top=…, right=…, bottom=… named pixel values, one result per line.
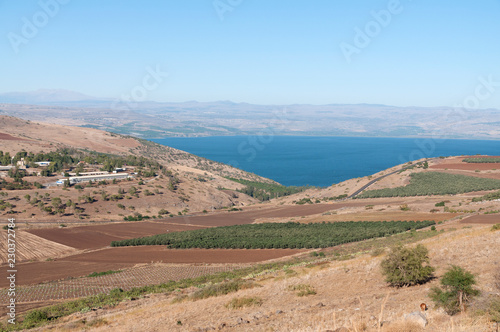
left=0, top=248, right=302, bottom=287
left=27, top=222, right=206, bottom=250
left=459, top=214, right=500, bottom=224
left=431, top=163, right=500, bottom=171
left=64, top=247, right=303, bottom=265
left=0, top=264, right=242, bottom=317
left=0, top=132, right=26, bottom=140
left=430, top=156, right=500, bottom=171
left=27, top=203, right=363, bottom=250
left=168, top=203, right=367, bottom=228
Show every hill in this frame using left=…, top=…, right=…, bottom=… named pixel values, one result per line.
left=0, top=115, right=280, bottom=224
left=0, top=116, right=499, bottom=331
left=1, top=91, right=500, bottom=139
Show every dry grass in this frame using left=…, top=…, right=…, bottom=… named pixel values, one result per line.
left=225, top=296, right=263, bottom=310
left=381, top=320, right=424, bottom=332
left=288, top=284, right=317, bottom=297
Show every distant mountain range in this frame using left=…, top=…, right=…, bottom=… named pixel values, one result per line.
left=0, top=89, right=499, bottom=139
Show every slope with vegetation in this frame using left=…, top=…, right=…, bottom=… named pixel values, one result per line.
left=110, top=220, right=435, bottom=249
left=357, top=172, right=500, bottom=198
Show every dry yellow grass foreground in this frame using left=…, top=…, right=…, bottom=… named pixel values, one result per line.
left=35, top=225, right=499, bottom=332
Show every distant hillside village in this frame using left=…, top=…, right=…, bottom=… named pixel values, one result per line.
left=0, top=149, right=164, bottom=190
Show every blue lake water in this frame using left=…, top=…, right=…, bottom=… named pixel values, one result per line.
left=152, top=136, right=500, bottom=187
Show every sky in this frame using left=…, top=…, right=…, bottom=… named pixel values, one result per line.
left=1, top=0, right=500, bottom=108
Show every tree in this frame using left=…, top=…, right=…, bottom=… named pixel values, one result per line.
left=429, top=265, right=480, bottom=315
left=380, top=244, right=435, bottom=287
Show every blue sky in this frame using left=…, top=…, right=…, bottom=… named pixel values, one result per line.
left=1, top=0, right=500, bottom=107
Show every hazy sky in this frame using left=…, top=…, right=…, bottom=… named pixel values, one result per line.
left=1, top=0, right=500, bottom=108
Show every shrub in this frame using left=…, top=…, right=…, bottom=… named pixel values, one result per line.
left=435, top=201, right=446, bottom=207
left=380, top=244, right=434, bottom=287
left=492, top=224, right=500, bottom=232
left=400, top=204, right=410, bottom=211
left=158, top=208, right=169, bottom=215
left=191, top=281, right=257, bottom=300
left=429, top=265, right=480, bottom=315
left=488, top=297, right=500, bottom=323
left=225, top=297, right=263, bottom=309
left=288, top=284, right=316, bottom=297
left=87, top=270, right=121, bottom=278
left=23, top=309, right=49, bottom=328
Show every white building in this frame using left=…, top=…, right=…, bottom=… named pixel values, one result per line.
left=57, top=173, right=132, bottom=185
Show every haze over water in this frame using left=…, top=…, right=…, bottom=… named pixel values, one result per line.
left=154, top=136, right=500, bottom=187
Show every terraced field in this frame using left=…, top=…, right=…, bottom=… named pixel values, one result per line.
left=0, top=264, right=243, bottom=316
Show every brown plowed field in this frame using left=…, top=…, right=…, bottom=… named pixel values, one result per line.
left=459, top=214, right=500, bottom=224
left=161, top=203, right=367, bottom=228
left=64, top=247, right=303, bottom=265
left=0, top=248, right=302, bottom=287
left=431, top=163, right=500, bottom=171
left=27, top=203, right=362, bottom=250
left=431, top=156, right=500, bottom=171
left=27, top=222, right=206, bottom=250
left=290, top=212, right=459, bottom=224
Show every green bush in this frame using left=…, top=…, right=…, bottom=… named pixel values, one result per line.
left=488, top=297, right=500, bottom=323
left=429, top=265, right=480, bottom=315
left=23, top=310, right=49, bottom=328
left=435, top=201, right=446, bottom=207
left=380, top=244, right=435, bottom=287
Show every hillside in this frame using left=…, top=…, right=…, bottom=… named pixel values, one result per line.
left=0, top=116, right=499, bottom=331
left=0, top=115, right=280, bottom=224
left=1, top=96, right=500, bottom=139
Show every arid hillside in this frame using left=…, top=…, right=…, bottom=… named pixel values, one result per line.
left=0, top=115, right=500, bottom=332
left=0, top=115, right=284, bottom=224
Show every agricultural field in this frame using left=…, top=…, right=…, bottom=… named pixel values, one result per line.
left=27, top=221, right=206, bottom=251
left=430, top=155, right=500, bottom=171
left=0, top=231, right=76, bottom=263
left=357, top=172, right=500, bottom=198
left=0, top=264, right=242, bottom=315
left=459, top=214, right=500, bottom=224
left=258, top=211, right=460, bottom=225
left=111, top=220, right=435, bottom=249
left=462, top=157, right=500, bottom=163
